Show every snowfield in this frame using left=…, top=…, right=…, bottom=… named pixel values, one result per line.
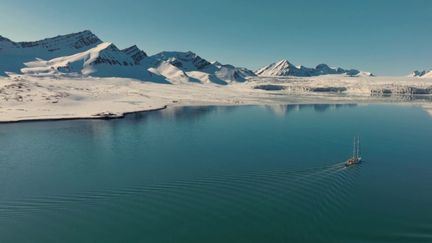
left=1, top=75, right=432, bottom=123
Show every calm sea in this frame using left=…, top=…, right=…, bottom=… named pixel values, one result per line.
left=0, top=104, right=431, bottom=242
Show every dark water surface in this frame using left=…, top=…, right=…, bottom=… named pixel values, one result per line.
left=0, top=104, right=431, bottom=242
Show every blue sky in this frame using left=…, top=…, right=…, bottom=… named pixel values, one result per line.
left=1, top=0, right=431, bottom=75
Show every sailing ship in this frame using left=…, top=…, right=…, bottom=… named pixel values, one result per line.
left=345, top=136, right=362, bottom=167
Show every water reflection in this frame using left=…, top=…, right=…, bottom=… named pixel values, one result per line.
left=88, top=104, right=357, bottom=141
left=124, top=106, right=226, bottom=123
left=370, top=94, right=432, bottom=102
left=0, top=105, right=363, bottom=146
left=265, top=104, right=358, bottom=116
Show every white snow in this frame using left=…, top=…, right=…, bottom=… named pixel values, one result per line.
left=256, top=59, right=373, bottom=77
left=2, top=30, right=432, bottom=122
left=1, top=74, right=432, bottom=122
left=150, top=51, right=255, bottom=83
left=147, top=61, right=194, bottom=84
left=409, top=70, right=432, bottom=78
left=1, top=31, right=256, bottom=85
left=19, top=42, right=171, bottom=83
left=256, top=60, right=298, bottom=76
left=0, top=30, right=102, bottom=75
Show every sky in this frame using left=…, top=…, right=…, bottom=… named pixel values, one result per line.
left=0, top=0, right=431, bottom=75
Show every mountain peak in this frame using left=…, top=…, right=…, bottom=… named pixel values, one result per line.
left=121, top=45, right=147, bottom=64
left=0, top=30, right=104, bottom=75
left=277, top=59, right=292, bottom=65
left=409, top=69, right=432, bottom=78
left=256, top=59, right=298, bottom=76
left=0, top=35, right=19, bottom=49
left=0, top=35, right=14, bottom=43
left=153, top=51, right=211, bottom=71
left=256, top=60, right=372, bottom=77
left=275, top=59, right=294, bottom=68
left=316, top=63, right=330, bottom=69
left=20, top=42, right=145, bottom=78
left=17, top=30, right=102, bottom=51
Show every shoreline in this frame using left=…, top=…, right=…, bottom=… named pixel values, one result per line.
left=0, top=105, right=169, bottom=124
left=2, top=75, right=432, bottom=124
left=1, top=100, right=430, bottom=124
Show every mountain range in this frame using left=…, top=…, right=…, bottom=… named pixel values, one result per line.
left=0, top=30, right=259, bottom=84
left=256, top=59, right=373, bottom=77
left=0, top=30, right=400, bottom=83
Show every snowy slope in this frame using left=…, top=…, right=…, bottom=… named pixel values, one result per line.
left=141, top=57, right=197, bottom=84
left=2, top=30, right=383, bottom=83
left=150, top=51, right=256, bottom=82
left=21, top=42, right=168, bottom=83
left=121, top=45, right=147, bottom=64
left=256, top=60, right=313, bottom=76
left=409, top=70, right=432, bottom=78
left=151, top=51, right=212, bottom=71
left=0, top=30, right=102, bottom=75
left=185, top=71, right=228, bottom=85
left=15, top=41, right=253, bottom=84
left=256, top=59, right=373, bottom=77
left=210, top=62, right=256, bottom=82
left=1, top=31, right=256, bottom=84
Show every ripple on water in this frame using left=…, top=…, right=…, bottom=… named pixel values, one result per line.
left=0, top=161, right=363, bottom=241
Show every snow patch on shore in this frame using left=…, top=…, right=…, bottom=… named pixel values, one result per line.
left=2, top=75, right=432, bottom=122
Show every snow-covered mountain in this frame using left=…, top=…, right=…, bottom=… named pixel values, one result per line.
left=409, top=70, right=432, bottom=78
left=212, top=63, right=256, bottom=82
left=256, top=59, right=373, bottom=77
left=150, top=51, right=256, bottom=83
left=1, top=31, right=255, bottom=84
left=121, top=45, right=147, bottom=64
left=0, top=30, right=102, bottom=75
left=256, top=60, right=313, bottom=76
left=140, top=56, right=197, bottom=84
left=0, top=31, right=376, bottom=83
left=20, top=42, right=168, bottom=83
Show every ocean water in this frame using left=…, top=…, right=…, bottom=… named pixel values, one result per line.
left=0, top=104, right=431, bottom=243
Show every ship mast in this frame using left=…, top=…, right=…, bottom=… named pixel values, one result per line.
left=357, top=136, right=361, bottom=159
left=353, top=137, right=356, bottom=159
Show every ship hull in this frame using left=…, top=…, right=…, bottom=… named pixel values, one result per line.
left=345, top=158, right=362, bottom=167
